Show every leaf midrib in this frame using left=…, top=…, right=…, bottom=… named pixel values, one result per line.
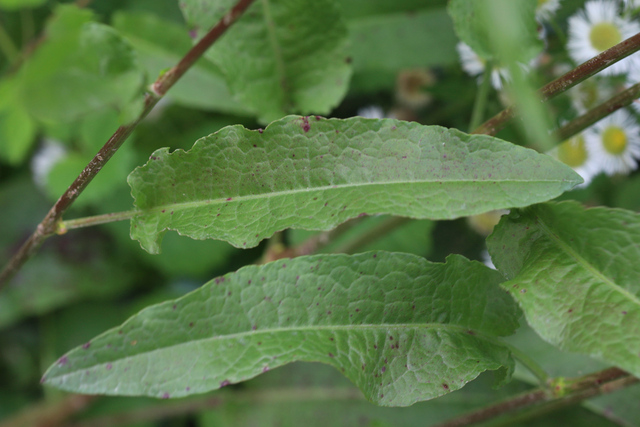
left=137, top=177, right=574, bottom=213
left=534, top=213, right=640, bottom=308
left=51, top=322, right=505, bottom=376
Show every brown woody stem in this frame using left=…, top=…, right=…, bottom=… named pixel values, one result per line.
left=554, top=82, right=640, bottom=142
left=0, top=0, right=257, bottom=289
left=434, top=367, right=637, bottom=427
left=473, top=32, right=640, bottom=136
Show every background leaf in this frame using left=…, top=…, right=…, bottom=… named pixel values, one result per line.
left=447, top=0, right=541, bottom=63
left=0, top=178, right=139, bottom=328
left=112, top=10, right=248, bottom=114
left=181, top=0, right=352, bottom=123
left=43, top=252, right=519, bottom=406
left=488, top=201, right=640, bottom=377
left=19, top=4, right=145, bottom=123
left=128, top=115, right=581, bottom=254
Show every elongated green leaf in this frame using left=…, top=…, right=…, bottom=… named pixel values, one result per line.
left=488, top=201, right=640, bottom=377
left=42, top=252, right=518, bottom=406
left=128, top=116, right=581, bottom=254
left=181, top=0, right=351, bottom=122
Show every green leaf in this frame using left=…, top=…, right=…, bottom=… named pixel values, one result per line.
left=19, top=5, right=145, bottom=123
left=447, top=0, right=541, bottom=63
left=487, top=201, right=640, bottom=377
left=0, top=78, right=37, bottom=165
left=128, top=116, right=581, bottom=254
left=42, top=252, right=518, bottom=406
left=112, top=11, right=248, bottom=114
left=349, top=8, right=458, bottom=74
left=0, top=0, right=46, bottom=9
left=181, top=0, right=352, bottom=123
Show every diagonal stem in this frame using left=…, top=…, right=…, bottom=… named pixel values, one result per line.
left=473, top=32, right=640, bottom=136
left=0, top=0, right=257, bottom=289
left=434, top=367, right=636, bottom=427
left=554, top=82, right=640, bottom=142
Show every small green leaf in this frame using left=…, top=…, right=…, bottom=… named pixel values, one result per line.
left=128, top=116, right=581, bottom=254
left=181, top=0, right=351, bottom=122
left=42, top=252, right=518, bottom=406
left=19, top=5, right=145, bottom=123
left=488, top=201, right=640, bottom=377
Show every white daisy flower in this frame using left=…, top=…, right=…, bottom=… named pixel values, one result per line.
left=567, top=0, right=640, bottom=76
left=537, top=0, right=562, bottom=20
left=31, top=139, right=67, bottom=189
left=548, top=133, right=599, bottom=186
left=456, top=42, right=511, bottom=90
left=585, top=109, right=640, bottom=175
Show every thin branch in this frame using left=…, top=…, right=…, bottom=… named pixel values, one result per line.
left=57, top=210, right=139, bottom=233
left=473, top=32, right=640, bottom=136
left=554, top=82, right=640, bottom=142
left=65, top=387, right=363, bottom=427
left=0, top=0, right=257, bottom=289
left=331, top=216, right=411, bottom=254
left=0, top=395, right=97, bottom=427
left=434, top=367, right=637, bottom=427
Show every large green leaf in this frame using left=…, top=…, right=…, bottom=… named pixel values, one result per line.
left=19, top=5, right=145, bottom=123
left=42, top=252, right=518, bottom=406
left=181, top=0, right=351, bottom=122
left=128, top=116, right=581, bottom=254
left=488, top=201, right=640, bottom=377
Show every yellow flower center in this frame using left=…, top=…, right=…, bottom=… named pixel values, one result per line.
left=537, top=0, right=549, bottom=7
left=602, top=126, right=627, bottom=155
left=557, top=135, right=588, bottom=167
left=589, top=22, right=622, bottom=52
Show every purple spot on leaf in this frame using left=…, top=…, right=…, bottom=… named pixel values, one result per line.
left=82, top=342, right=91, bottom=350
left=220, top=380, right=231, bottom=388
left=162, top=392, right=170, bottom=399
left=301, top=116, right=311, bottom=132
